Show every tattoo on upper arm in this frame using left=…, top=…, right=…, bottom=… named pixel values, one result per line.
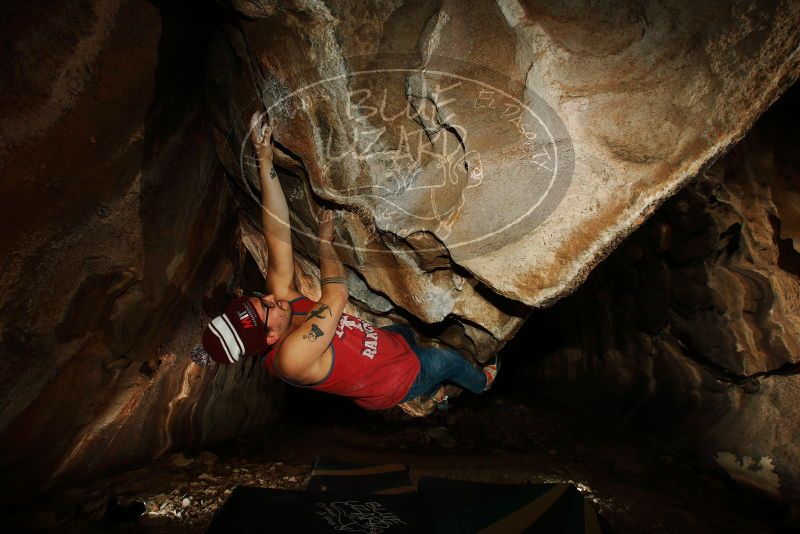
left=303, top=324, right=324, bottom=341
left=305, top=304, right=331, bottom=322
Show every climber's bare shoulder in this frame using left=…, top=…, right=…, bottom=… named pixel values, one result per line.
left=275, top=292, right=345, bottom=382
left=274, top=313, right=334, bottom=384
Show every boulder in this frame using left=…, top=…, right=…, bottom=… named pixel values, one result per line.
left=527, top=85, right=800, bottom=501
left=1, top=0, right=799, bottom=500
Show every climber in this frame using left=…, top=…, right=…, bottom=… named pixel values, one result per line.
left=195, top=112, right=498, bottom=411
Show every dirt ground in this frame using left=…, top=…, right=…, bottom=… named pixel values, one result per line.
left=5, top=385, right=796, bottom=533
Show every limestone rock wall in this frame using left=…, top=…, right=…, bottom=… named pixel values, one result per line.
left=0, top=1, right=282, bottom=497
left=522, top=85, right=800, bottom=502
left=1, top=0, right=800, bottom=500
left=214, top=0, right=800, bottom=363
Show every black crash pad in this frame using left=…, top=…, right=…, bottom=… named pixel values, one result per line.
left=205, top=486, right=429, bottom=533
left=306, top=457, right=416, bottom=495
left=419, top=476, right=607, bottom=533
left=206, top=458, right=608, bottom=533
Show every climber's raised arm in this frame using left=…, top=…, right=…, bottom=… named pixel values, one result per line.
left=275, top=209, right=349, bottom=381
left=249, top=112, right=297, bottom=299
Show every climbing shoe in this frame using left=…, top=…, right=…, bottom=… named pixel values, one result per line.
left=483, top=356, right=500, bottom=391
left=432, top=386, right=449, bottom=411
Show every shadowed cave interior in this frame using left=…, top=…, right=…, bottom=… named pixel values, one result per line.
left=2, top=1, right=800, bottom=532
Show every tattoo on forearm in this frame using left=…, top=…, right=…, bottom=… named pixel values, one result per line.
left=305, top=304, right=331, bottom=322
left=303, top=324, right=324, bottom=341
left=321, top=277, right=347, bottom=286
left=269, top=167, right=278, bottom=180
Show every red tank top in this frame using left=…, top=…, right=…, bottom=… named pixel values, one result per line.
left=263, top=296, right=420, bottom=410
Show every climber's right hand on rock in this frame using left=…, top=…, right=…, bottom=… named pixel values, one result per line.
left=249, top=111, right=273, bottom=162
left=317, top=207, right=336, bottom=244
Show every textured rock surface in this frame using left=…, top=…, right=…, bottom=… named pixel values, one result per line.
left=213, top=0, right=800, bottom=364
left=1, top=0, right=800, bottom=502
left=0, top=1, right=282, bottom=497
left=520, top=86, right=800, bottom=501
